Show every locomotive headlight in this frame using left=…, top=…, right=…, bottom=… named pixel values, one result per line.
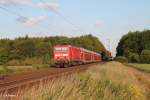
left=62, top=54, right=68, bottom=56
left=55, top=54, right=61, bottom=57
left=55, top=54, right=68, bottom=57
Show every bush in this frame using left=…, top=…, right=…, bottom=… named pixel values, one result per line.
left=140, top=50, right=150, bottom=63
left=7, top=57, right=44, bottom=66
left=21, top=57, right=43, bottom=65
left=114, top=56, right=128, bottom=63
left=0, top=55, right=8, bottom=65
left=128, top=53, right=140, bottom=63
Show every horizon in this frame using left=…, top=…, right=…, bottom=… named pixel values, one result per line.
left=0, top=0, right=150, bottom=56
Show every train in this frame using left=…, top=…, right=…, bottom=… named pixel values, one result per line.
left=52, top=44, right=102, bottom=67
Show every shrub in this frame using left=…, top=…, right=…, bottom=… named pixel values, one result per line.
left=7, top=57, right=44, bottom=66
left=21, top=57, right=43, bottom=65
left=140, top=50, right=150, bottom=63
left=0, top=55, right=8, bottom=65
left=114, top=56, right=128, bottom=63
left=128, top=53, right=140, bottom=63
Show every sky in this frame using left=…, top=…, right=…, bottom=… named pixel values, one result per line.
left=0, top=0, right=150, bottom=56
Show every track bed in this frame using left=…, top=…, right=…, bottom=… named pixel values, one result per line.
left=0, top=63, right=103, bottom=95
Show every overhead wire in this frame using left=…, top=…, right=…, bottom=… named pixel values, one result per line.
left=0, top=0, right=86, bottom=35
left=39, top=0, right=86, bottom=34
left=0, top=5, right=59, bottom=34
left=0, top=6, right=24, bottom=18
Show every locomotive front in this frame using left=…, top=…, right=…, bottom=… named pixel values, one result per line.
left=53, top=45, right=70, bottom=67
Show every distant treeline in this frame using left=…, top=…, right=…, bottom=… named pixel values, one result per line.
left=116, top=30, right=150, bottom=63
left=0, top=34, right=109, bottom=65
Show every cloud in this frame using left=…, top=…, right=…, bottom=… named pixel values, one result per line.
left=0, top=0, right=60, bottom=10
left=0, top=1, right=60, bottom=26
left=18, top=15, right=48, bottom=26
left=36, top=2, right=60, bottom=10
left=0, top=0, right=32, bottom=6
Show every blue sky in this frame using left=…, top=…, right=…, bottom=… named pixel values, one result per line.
left=0, top=0, right=150, bottom=56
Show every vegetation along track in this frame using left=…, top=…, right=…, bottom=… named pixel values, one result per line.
left=0, top=62, right=104, bottom=95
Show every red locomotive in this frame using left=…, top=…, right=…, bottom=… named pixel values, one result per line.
left=53, top=44, right=102, bottom=67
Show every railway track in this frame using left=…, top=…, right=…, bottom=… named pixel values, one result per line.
left=0, top=63, right=103, bottom=96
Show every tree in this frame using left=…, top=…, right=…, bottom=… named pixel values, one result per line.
left=43, top=41, right=52, bottom=64
left=0, top=34, right=107, bottom=65
left=140, top=50, right=150, bottom=63
left=15, top=40, right=35, bottom=59
left=116, top=30, right=150, bottom=63
left=114, top=56, right=128, bottom=63
left=128, top=53, right=140, bottom=63
left=0, top=48, right=8, bottom=65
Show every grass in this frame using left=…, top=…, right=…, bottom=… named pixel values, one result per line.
left=126, top=63, right=150, bottom=73
left=0, top=65, right=10, bottom=75
left=0, top=64, right=49, bottom=75
left=0, top=57, right=50, bottom=75
left=12, top=61, right=150, bottom=100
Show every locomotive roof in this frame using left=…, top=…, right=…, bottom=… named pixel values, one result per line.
left=80, top=48, right=101, bottom=55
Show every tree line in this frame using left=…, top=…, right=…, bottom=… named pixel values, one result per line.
left=0, top=34, right=108, bottom=65
left=116, top=30, right=150, bottom=63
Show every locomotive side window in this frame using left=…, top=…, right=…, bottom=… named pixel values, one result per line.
left=55, top=47, right=68, bottom=52
left=61, top=47, right=68, bottom=51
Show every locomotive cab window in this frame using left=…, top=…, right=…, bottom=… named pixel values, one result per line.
left=54, top=47, right=68, bottom=52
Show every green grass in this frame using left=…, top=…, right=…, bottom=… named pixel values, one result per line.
left=0, top=65, right=11, bottom=75
left=126, top=63, right=150, bottom=73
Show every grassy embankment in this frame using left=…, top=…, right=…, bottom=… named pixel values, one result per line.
left=17, top=62, right=150, bottom=100
left=0, top=64, right=48, bottom=75
left=126, top=63, right=150, bottom=73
